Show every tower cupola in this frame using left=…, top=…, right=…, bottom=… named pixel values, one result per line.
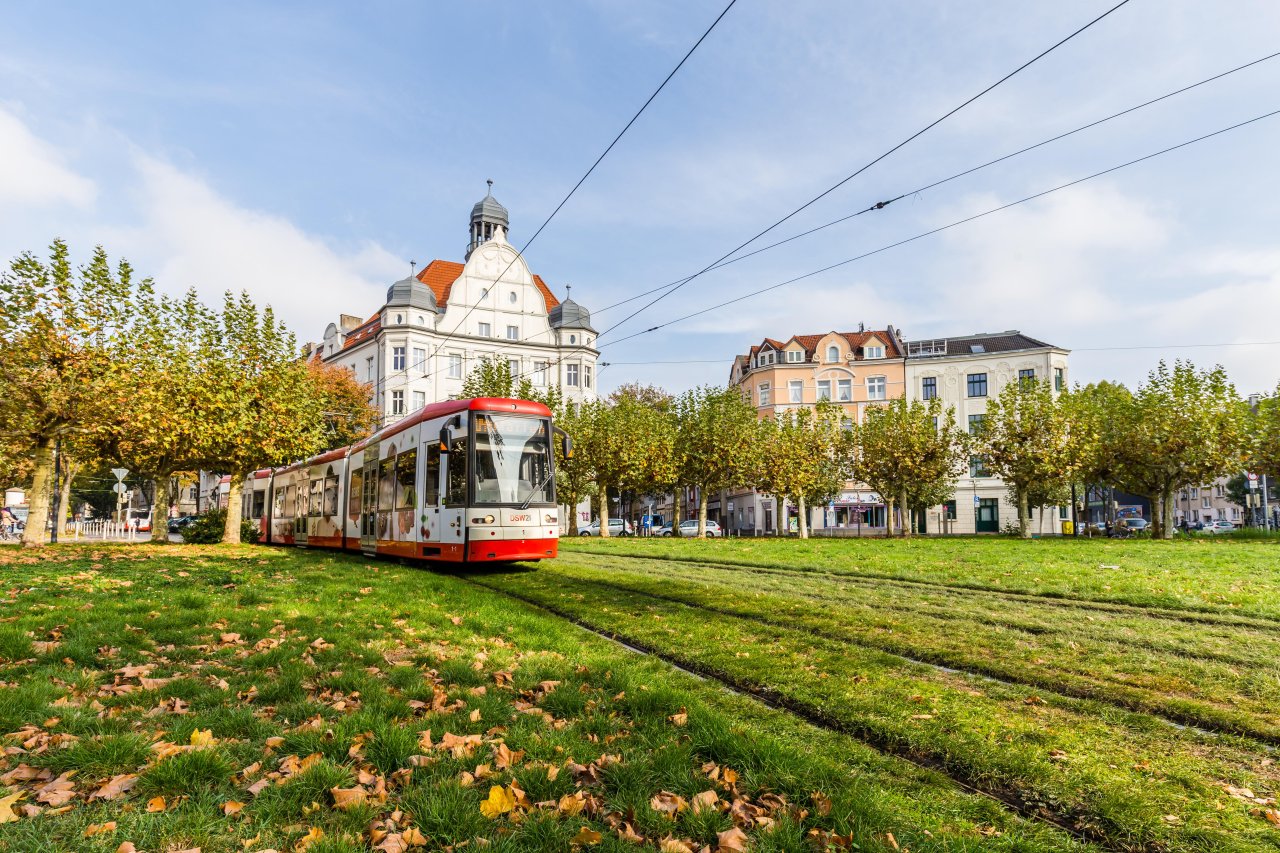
left=467, top=179, right=510, bottom=259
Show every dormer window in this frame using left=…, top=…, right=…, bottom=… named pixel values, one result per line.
left=865, top=345, right=885, bottom=359
left=786, top=350, right=803, bottom=363
left=826, top=345, right=839, bottom=363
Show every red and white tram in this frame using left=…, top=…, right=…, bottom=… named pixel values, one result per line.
left=241, top=397, right=566, bottom=564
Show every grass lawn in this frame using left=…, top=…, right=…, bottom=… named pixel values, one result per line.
left=474, top=536, right=1280, bottom=852
left=0, top=543, right=1094, bottom=853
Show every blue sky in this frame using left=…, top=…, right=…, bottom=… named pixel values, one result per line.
left=3, top=0, right=1279, bottom=394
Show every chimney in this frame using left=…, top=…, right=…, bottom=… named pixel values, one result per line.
left=340, top=314, right=364, bottom=332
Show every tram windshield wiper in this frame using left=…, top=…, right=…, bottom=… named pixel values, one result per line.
left=519, top=468, right=555, bottom=510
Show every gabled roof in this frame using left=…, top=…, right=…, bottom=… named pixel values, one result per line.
left=744, top=330, right=902, bottom=363
left=415, top=260, right=561, bottom=312
left=339, top=313, right=380, bottom=352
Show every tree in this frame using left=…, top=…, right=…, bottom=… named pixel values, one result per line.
left=673, top=386, right=763, bottom=537
left=1115, top=361, right=1248, bottom=539
left=306, top=359, right=380, bottom=449
left=854, top=398, right=968, bottom=538
left=457, top=355, right=563, bottom=410
left=198, top=293, right=329, bottom=544
left=572, top=396, right=676, bottom=538
left=1252, top=382, right=1280, bottom=481
left=979, top=380, right=1080, bottom=539
left=1068, top=381, right=1132, bottom=528
left=551, top=401, right=595, bottom=535
left=756, top=403, right=846, bottom=539
left=0, top=240, right=132, bottom=545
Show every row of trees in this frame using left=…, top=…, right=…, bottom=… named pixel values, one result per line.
left=0, top=240, right=377, bottom=546
left=463, top=357, right=1280, bottom=540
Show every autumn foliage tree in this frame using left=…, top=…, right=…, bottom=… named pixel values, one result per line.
left=757, top=403, right=846, bottom=539
left=1249, top=382, right=1280, bottom=483
left=673, top=386, right=763, bottom=537
left=0, top=240, right=132, bottom=545
left=572, top=396, right=676, bottom=538
left=978, top=379, right=1081, bottom=539
left=855, top=398, right=968, bottom=537
left=306, top=359, right=380, bottom=449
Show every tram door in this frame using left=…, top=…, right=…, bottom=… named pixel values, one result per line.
left=441, top=430, right=467, bottom=551
left=360, top=451, right=379, bottom=554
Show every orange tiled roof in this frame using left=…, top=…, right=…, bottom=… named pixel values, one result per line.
left=416, top=260, right=560, bottom=312
left=745, top=330, right=901, bottom=362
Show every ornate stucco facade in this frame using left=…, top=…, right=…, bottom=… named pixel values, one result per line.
left=313, top=187, right=598, bottom=424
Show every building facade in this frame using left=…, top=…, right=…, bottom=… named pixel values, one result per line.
left=313, top=186, right=599, bottom=424
left=903, top=330, right=1071, bottom=535
left=725, top=328, right=906, bottom=534
left=723, top=326, right=1072, bottom=536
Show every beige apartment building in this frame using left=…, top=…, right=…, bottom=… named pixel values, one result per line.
left=724, top=327, right=906, bottom=533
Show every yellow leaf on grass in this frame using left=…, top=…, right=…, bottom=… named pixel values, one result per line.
left=659, top=838, right=694, bottom=853
left=402, top=826, right=428, bottom=845
left=691, top=790, right=719, bottom=815
left=190, top=729, right=217, bottom=747
left=572, top=827, right=603, bottom=845
left=223, top=800, right=245, bottom=816
left=0, top=791, right=24, bottom=823
left=479, top=785, right=516, bottom=819
left=147, top=796, right=166, bottom=812
left=116, top=844, right=138, bottom=853
left=297, top=826, right=325, bottom=849
left=84, top=821, right=118, bottom=837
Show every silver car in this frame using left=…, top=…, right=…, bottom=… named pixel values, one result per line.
left=674, top=519, right=722, bottom=538
left=579, top=518, right=633, bottom=537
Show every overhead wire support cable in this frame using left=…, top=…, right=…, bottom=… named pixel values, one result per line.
left=396, top=0, right=739, bottom=392
left=602, top=107, right=1280, bottom=347
left=591, top=47, right=1280, bottom=316
left=597, top=0, right=1135, bottom=340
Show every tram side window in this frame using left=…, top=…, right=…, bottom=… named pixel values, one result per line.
left=274, top=486, right=287, bottom=519
left=378, top=458, right=395, bottom=511
left=295, top=482, right=307, bottom=518
left=251, top=490, right=266, bottom=519
left=309, top=478, right=323, bottom=517
left=395, top=449, right=418, bottom=510
left=323, top=475, right=339, bottom=516
left=348, top=469, right=363, bottom=521
left=445, top=435, right=468, bottom=505
left=425, top=446, right=441, bottom=506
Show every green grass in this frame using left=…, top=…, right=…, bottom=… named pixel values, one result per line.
left=562, top=534, right=1280, bottom=619
left=0, top=543, right=1090, bottom=852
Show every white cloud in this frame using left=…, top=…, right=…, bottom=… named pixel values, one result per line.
left=0, top=106, right=95, bottom=208
left=103, top=155, right=404, bottom=341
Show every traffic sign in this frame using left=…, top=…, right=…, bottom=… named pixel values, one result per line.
left=113, top=483, right=128, bottom=494
left=973, top=495, right=981, bottom=507
left=111, top=467, right=129, bottom=482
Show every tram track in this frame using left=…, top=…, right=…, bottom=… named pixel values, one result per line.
left=457, top=571, right=1147, bottom=853
left=580, top=549, right=1280, bottom=634
left=556, top=552, right=1275, bottom=671
left=531, top=563, right=1280, bottom=747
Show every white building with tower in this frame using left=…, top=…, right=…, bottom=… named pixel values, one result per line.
left=314, top=184, right=599, bottom=423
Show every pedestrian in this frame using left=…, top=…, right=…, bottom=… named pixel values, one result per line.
left=0, top=506, right=14, bottom=538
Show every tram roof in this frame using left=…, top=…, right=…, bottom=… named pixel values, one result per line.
left=350, top=397, right=552, bottom=454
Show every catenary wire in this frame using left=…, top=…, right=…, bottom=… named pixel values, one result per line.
left=600, top=107, right=1280, bottom=347
left=596, top=0, right=1135, bottom=341
left=401, top=0, right=739, bottom=388
left=591, top=48, right=1280, bottom=316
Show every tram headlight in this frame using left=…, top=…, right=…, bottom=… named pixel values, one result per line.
left=469, top=515, right=496, bottom=525
left=544, top=513, right=556, bottom=524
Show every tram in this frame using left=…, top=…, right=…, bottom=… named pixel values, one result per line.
left=240, top=397, right=567, bottom=563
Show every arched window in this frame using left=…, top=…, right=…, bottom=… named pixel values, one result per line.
left=827, top=345, right=839, bottom=363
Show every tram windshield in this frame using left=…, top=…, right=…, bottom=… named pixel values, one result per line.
left=472, top=414, right=554, bottom=505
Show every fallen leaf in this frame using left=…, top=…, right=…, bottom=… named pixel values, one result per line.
left=650, top=791, right=688, bottom=819
left=190, top=729, right=217, bottom=747
left=116, top=844, right=138, bottom=853
left=717, top=827, right=748, bottom=853
left=296, top=826, right=325, bottom=850
left=91, top=773, right=138, bottom=801
left=36, top=771, right=77, bottom=806
left=84, top=821, right=118, bottom=837
left=0, top=790, right=23, bottom=824
left=669, top=712, right=688, bottom=727
left=659, top=838, right=694, bottom=853
left=558, top=793, right=586, bottom=816
left=573, top=827, right=603, bottom=845
left=376, top=833, right=408, bottom=853
left=331, top=786, right=367, bottom=810
left=223, top=800, right=245, bottom=816
left=691, top=790, right=719, bottom=815
left=402, top=826, right=428, bottom=846
left=480, top=785, right=516, bottom=819
left=147, top=796, right=166, bottom=812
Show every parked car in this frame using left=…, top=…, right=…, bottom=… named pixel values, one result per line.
left=167, top=515, right=197, bottom=533
left=1203, top=519, right=1237, bottom=534
left=1118, top=518, right=1148, bottom=532
left=579, top=518, right=633, bottom=537
left=662, top=519, right=723, bottom=538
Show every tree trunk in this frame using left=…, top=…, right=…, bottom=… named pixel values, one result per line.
left=697, top=490, right=708, bottom=538
left=673, top=487, right=683, bottom=530
left=900, top=488, right=911, bottom=538
left=22, top=438, right=56, bottom=547
left=58, top=459, right=78, bottom=538
left=797, top=495, right=809, bottom=539
left=565, top=492, right=579, bottom=536
left=1148, top=493, right=1162, bottom=539
left=1018, top=488, right=1031, bottom=539
left=598, top=487, right=610, bottom=538
left=223, top=478, right=243, bottom=544
left=884, top=498, right=894, bottom=539
left=152, top=474, right=173, bottom=543
left=1162, top=489, right=1176, bottom=540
